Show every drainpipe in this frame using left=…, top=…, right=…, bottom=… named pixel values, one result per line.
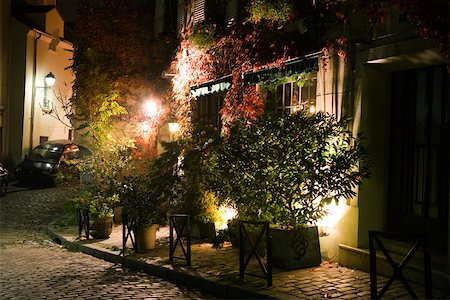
left=29, top=31, right=41, bottom=153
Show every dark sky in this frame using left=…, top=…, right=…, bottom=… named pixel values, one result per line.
left=57, top=0, right=79, bottom=22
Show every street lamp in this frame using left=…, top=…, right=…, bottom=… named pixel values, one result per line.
left=45, top=72, right=56, bottom=87
left=168, top=119, right=180, bottom=141
left=143, top=100, right=158, bottom=118
left=41, top=72, right=56, bottom=113
left=168, top=121, right=180, bottom=134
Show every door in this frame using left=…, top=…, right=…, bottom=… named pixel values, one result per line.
left=388, top=65, right=449, bottom=250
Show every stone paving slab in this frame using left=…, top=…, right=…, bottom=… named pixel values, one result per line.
left=48, top=222, right=449, bottom=300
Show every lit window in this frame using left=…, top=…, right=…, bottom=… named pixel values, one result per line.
left=268, top=73, right=317, bottom=115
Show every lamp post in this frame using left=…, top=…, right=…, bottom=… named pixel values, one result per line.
left=168, top=120, right=180, bottom=141
left=42, top=72, right=55, bottom=113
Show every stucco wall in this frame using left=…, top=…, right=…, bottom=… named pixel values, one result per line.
left=9, top=9, right=74, bottom=166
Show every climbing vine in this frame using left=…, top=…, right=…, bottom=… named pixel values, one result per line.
left=170, top=0, right=448, bottom=133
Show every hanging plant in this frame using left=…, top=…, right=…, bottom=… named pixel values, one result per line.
left=259, top=71, right=312, bottom=92
left=187, top=21, right=218, bottom=50
left=247, top=0, right=296, bottom=24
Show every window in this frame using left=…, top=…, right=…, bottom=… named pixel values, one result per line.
left=267, top=73, right=317, bottom=115
left=196, top=93, right=223, bottom=129
left=39, top=136, right=48, bottom=144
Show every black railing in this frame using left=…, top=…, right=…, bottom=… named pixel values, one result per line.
left=369, top=231, right=432, bottom=299
left=169, top=214, right=191, bottom=266
left=239, top=221, right=272, bottom=287
left=77, top=208, right=90, bottom=239
left=121, top=210, right=136, bottom=255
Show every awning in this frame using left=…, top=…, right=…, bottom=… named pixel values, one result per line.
left=243, top=53, right=319, bottom=85
left=190, top=75, right=232, bottom=98
left=189, top=52, right=320, bottom=98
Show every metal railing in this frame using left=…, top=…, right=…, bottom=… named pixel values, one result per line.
left=77, top=208, right=90, bottom=239
left=121, top=210, right=136, bottom=255
left=239, top=220, right=272, bottom=287
left=369, top=231, right=432, bottom=299
left=169, top=214, right=191, bottom=266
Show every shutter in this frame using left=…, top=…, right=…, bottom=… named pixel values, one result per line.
left=225, top=0, right=237, bottom=27
left=193, top=0, right=205, bottom=24
left=177, top=0, right=185, bottom=32
left=154, top=0, right=164, bottom=36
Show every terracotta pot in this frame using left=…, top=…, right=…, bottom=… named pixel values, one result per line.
left=90, top=216, right=113, bottom=239
left=135, top=224, right=158, bottom=252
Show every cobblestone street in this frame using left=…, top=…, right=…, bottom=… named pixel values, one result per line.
left=0, top=185, right=215, bottom=299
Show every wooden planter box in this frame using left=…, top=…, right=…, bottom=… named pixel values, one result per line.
left=270, top=226, right=321, bottom=270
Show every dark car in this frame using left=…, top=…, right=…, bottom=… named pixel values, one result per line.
left=15, top=140, right=92, bottom=186
left=0, top=162, right=8, bottom=197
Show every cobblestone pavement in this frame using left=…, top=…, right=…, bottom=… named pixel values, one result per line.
left=0, top=185, right=216, bottom=299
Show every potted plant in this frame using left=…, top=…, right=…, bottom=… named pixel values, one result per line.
left=88, top=193, right=120, bottom=239
left=73, top=138, right=136, bottom=239
left=122, top=174, right=167, bottom=252
left=212, top=111, right=370, bottom=269
left=149, top=129, right=222, bottom=241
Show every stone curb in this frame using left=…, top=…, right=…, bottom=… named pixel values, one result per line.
left=46, top=223, right=296, bottom=300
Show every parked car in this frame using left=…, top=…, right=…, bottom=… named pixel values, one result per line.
left=0, top=162, right=8, bottom=197
left=15, top=140, right=92, bottom=186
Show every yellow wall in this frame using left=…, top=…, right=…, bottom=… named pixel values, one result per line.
left=14, top=8, right=74, bottom=162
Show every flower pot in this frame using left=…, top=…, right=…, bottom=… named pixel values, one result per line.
left=90, top=216, right=113, bottom=239
left=136, top=224, right=158, bottom=252
left=270, top=226, right=321, bottom=270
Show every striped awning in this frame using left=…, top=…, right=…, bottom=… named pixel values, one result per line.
left=189, top=52, right=320, bottom=98
left=190, top=75, right=232, bottom=98
left=243, top=53, right=319, bottom=85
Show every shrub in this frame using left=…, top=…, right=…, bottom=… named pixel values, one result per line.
left=212, top=111, right=370, bottom=229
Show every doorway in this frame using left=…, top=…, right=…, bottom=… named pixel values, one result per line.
left=388, top=65, right=448, bottom=250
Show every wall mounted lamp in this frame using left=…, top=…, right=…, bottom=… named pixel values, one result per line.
left=39, top=72, right=56, bottom=113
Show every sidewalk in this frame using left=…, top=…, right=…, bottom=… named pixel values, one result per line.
left=47, top=221, right=446, bottom=299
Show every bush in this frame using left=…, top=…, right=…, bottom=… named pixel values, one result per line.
left=212, top=111, right=370, bottom=229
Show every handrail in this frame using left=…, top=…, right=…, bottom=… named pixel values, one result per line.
left=121, top=210, right=136, bottom=255
left=77, top=208, right=89, bottom=240
left=169, top=214, right=191, bottom=266
left=239, top=220, right=272, bottom=287
left=369, top=231, right=432, bottom=299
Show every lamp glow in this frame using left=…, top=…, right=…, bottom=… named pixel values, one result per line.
left=45, top=72, right=56, bottom=87
left=168, top=122, right=180, bottom=133
left=144, top=100, right=158, bottom=117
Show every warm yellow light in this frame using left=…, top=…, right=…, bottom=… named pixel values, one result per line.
left=309, top=105, right=316, bottom=114
left=141, top=122, right=150, bottom=133
left=214, top=206, right=237, bottom=230
left=215, top=205, right=238, bottom=231
left=144, top=100, right=158, bottom=117
left=168, top=122, right=180, bottom=133
left=45, top=72, right=56, bottom=87
left=316, top=200, right=347, bottom=235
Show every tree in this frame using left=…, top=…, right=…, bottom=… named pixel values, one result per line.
left=71, top=0, right=178, bottom=143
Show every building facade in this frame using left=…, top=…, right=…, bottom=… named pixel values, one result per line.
left=175, top=0, right=448, bottom=286
left=4, top=0, right=74, bottom=170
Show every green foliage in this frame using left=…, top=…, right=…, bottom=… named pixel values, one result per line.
left=121, top=174, right=168, bottom=227
left=212, top=111, right=370, bottom=229
left=89, top=194, right=120, bottom=218
left=71, top=138, right=136, bottom=219
left=187, top=21, right=218, bottom=50
left=259, top=72, right=311, bottom=92
left=247, top=0, right=296, bottom=24
left=66, top=189, right=92, bottom=213
left=146, top=126, right=222, bottom=224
